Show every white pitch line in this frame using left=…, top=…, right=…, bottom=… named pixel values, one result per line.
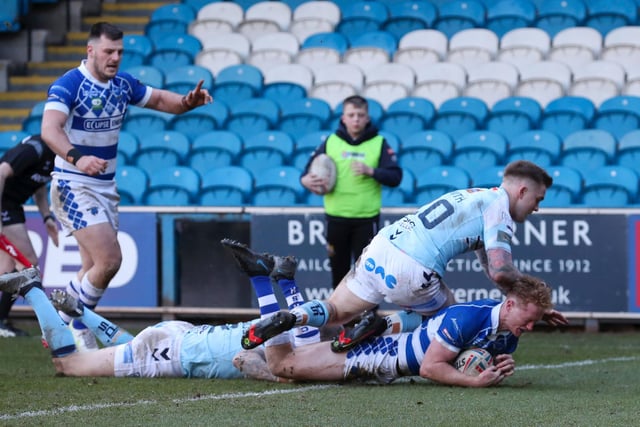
left=0, top=384, right=335, bottom=421
left=518, top=355, right=639, bottom=370
left=2, top=356, right=637, bottom=421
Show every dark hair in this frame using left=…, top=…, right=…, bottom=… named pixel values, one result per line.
left=503, top=160, right=553, bottom=188
left=343, top=95, right=368, bottom=110
left=88, top=22, right=123, bottom=42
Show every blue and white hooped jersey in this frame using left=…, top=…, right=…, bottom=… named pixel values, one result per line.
left=397, top=299, right=519, bottom=375
left=44, top=60, right=152, bottom=182
left=379, top=187, right=514, bottom=277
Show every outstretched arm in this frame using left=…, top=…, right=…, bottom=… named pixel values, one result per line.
left=232, top=348, right=289, bottom=383
left=145, top=79, right=212, bottom=114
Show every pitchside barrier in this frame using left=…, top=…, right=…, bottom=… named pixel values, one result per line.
left=12, top=206, right=640, bottom=330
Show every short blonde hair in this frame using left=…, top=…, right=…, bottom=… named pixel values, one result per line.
left=508, top=274, right=554, bottom=311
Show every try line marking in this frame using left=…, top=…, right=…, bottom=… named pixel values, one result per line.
left=3, top=356, right=638, bottom=421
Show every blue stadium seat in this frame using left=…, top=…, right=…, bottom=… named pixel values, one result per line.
left=0, top=0, right=22, bottom=32
left=145, top=3, right=196, bottom=42
left=561, top=129, right=617, bottom=173
left=414, top=165, right=471, bottom=203
left=292, top=130, right=331, bottom=170
left=121, top=35, right=154, bottom=70
left=382, top=168, right=416, bottom=206
left=336, top=1, right=389, bottom=45
left=452, top=131, right=508, bottom=176
left=221, top=106, right=275, bottom=144
left=301, top=32, right=349, bottom=56
left=124, top=65, right=164, bottom=88
left=150, top=3, right=196, bottom=23
left=213, top=64, right=264, bottom=108
left=168, top=101, right=229, bottom=142
left=349, top=30, right=398, bottom=57
left=616, top=130, right=640, bottom=175
left=581, top=165, right=639, bottom=207
left=382, top=1, right=437, bottom=41
left=470, top=165, right=506, bottom=188
left=380, top=97, right=436, bottom=141
left=535, top=0, right=588, bottom=38
left=593, top=96, right=640, bottom=141
left=486, top=97, right=542, bottom=141
left=199, top=166, right=253, bottom=206
left=148, top=34, right=202, bottom=74
left=188, top=130, right=243, bottom=176
left=134, top=130, right=190, bottom=176
left=398, top=130, right=453, bottom=176
left=543, top=165, right=583, bottom=207
left=239, top=131, right=294, bottom=176
left=507, top=130, right=561, bottom=166
left=253, top=166, right=304, bottom=206
left=117, top=165, right=148, bottom=205
left=164, top=65, right=214, bottom=95
left=486, top=0, right=537, bottom=38
left=584, top=0, right=638, bottom=36
left=278, top=98, right=332, bottom=137
left=144, top=166, right=201, bottom=206
left=227, top=98, right=280, bottom=140
left=433, top=97, right=489, bottom=140
left=0, top=130, right=29, bottom=155
left=117, top=131, right=139, bottom=166
left=434, top=0, right=486, bottom=38
left=540, top=96, right=595, bottom=140
left=21, top=101, right=46, bottom=135
left=123, top=106, right=172, bottom=140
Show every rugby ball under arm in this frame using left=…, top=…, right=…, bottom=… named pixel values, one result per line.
left=308, top=153, right=336, bottom=195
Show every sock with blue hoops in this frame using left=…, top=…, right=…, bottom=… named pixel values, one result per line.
left=277, top=278, right=320, bottom=347
left=249, top=275, right=290, bottom=347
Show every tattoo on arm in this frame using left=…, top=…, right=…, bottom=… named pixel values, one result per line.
left=486, top=248, right=521, bottom=292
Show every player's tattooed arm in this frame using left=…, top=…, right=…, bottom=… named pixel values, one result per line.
left=485, top=248, right=522, bottom=293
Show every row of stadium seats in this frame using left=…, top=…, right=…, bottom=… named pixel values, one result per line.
left=21, top=93, right=640, bottom=143
left=118, top=24, right=640, bottom=110
left=165, top=0, right=640, bottom=43
left=116, top=162, right=640, bottom=208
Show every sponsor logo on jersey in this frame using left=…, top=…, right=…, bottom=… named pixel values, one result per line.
left=364, top=257, right=397, bottom=289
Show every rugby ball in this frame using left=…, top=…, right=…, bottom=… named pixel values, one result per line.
left=454, top=348, right=494, bottom=377
left=308, top=153, right=337, bottom=194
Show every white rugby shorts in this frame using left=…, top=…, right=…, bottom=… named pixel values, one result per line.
left=345, top=234, right=454, bottom=315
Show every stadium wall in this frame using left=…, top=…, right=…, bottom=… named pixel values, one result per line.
left=14, top=206, right=640, bottom=328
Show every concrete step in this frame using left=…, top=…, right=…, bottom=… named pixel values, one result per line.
left=27, top=61, right=78, bottom=76
left=0, top=108, right=31, bottom=126
left=82, top=15, right=150, bottom=33
left=0, top=91, right=47, bottom=109
left=0, top=124, right=24, bottom=132
left=9, top=75, right=56, bottom=92
left=102, top=2, right=173, bottom=17
left=45, top=45, right=87, bottom=62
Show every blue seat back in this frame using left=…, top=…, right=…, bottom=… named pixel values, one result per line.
left=414, top=165, right=471, bottom=203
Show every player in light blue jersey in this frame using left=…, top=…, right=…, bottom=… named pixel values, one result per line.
left=0, top=249, right=315, bottom=381
left=40, top=22, right=212, bottom=351
left=264, top=274, right=554, bottom=387
left=242, top=160, right=568, bottom=352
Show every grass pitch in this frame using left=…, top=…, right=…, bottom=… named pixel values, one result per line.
left=1, top=325, right=639, bottom=427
